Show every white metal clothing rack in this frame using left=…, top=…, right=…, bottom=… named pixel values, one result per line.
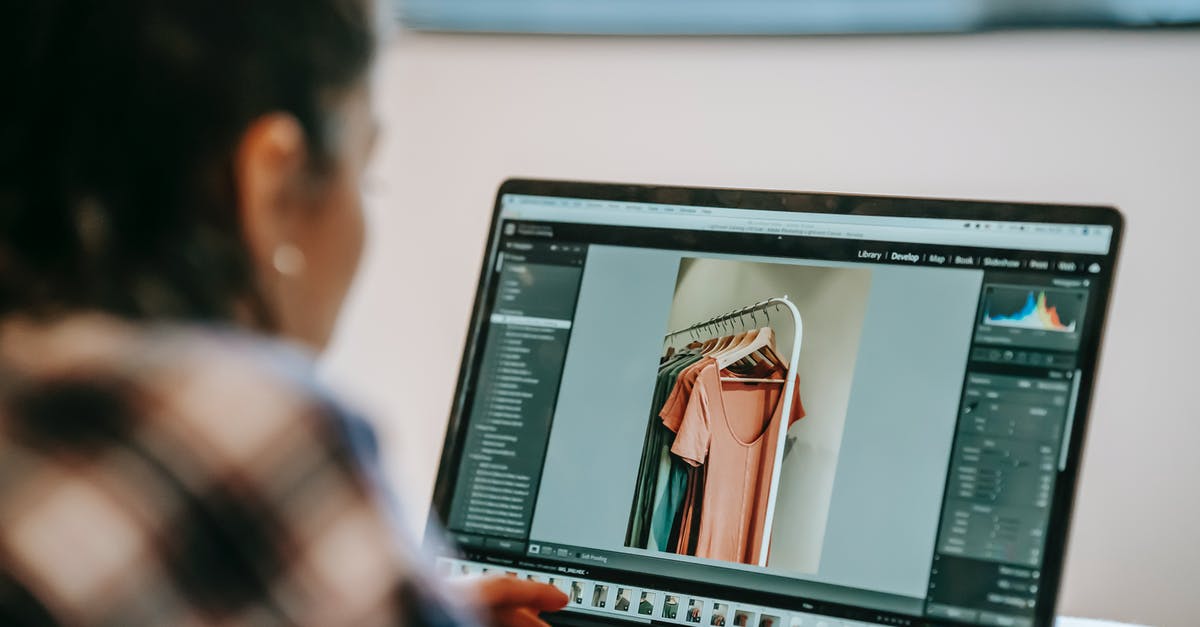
left=663, top=295, right=803, bottom=567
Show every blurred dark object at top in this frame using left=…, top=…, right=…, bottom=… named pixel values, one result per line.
left=397, top=0, right=1199, bottom=35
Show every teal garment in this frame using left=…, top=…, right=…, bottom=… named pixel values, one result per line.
left=647, top=354, right=700, bottom=551
left=628, top=355, right=676, bottom=540
left=626, top=360, right=667, bottom=545
left=650, top=455, right=689, bottom=550
left=626, top=352, right=696, bottom=548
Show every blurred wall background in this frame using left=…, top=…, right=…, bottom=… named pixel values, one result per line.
left=322, top=29, right=1200, bottom=626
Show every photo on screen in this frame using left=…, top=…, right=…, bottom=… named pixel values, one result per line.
left=615, top=588, right=633, bottom=611
left=638, top=592, right=657, bottom=616
left=624, top=257, right=870, bottom=574
left=710, top=602, right=728, bottom=626
left=592, top=584, right=610, bottom=608
left=662, top=595, right=681, bottom=620
left=733, top=609, right=755, bottom=627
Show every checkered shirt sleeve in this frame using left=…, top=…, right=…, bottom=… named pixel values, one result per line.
left=0, top=324, right=466, bottom=627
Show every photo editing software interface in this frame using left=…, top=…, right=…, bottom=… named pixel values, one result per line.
left=430, top=193, right=1115, bottom=627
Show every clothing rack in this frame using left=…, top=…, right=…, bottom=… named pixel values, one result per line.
left=663, top=296, right=803, bottom=567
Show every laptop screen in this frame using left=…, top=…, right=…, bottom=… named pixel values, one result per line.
left=427, top=181, right=1122, bottom=627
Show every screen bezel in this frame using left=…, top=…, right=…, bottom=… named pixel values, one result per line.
left=427, top=178, right=1124, bottom=627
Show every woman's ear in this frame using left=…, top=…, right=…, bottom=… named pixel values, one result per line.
left=234, top=113, right=309, bottom=272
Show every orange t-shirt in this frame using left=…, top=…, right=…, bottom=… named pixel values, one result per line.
left=660, top=357, right=714, bottom=430
left=666, top=361, right=804, bottom=564
left=659, top=357, right=714, bottom=554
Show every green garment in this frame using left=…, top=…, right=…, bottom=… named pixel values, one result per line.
left=648, top=354, right=701, bottom=550
left=626, top=352, right=698, bottom=548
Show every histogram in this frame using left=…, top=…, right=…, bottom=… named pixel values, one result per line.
left=984, top=291, right=1076, bottom=333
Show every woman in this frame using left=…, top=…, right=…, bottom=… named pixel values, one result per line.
left=0, top=1, right=566, bottom=625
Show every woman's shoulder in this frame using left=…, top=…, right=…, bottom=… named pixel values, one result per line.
left=0, top=315, right=453, bottom=626
left=1, top=313, right=343, bottom=423
left=0, top=314, right=379, bottom=522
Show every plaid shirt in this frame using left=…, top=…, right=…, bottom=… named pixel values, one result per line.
left=0, top=315, right=466, bottom=627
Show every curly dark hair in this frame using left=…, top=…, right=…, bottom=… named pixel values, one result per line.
left=0, top=0, right=376, bottom=325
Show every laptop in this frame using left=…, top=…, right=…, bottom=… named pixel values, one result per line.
left=425, top=179, right=1123, bottom=627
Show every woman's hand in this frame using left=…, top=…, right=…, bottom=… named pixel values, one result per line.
left=458, top=575, right=570, bottom=627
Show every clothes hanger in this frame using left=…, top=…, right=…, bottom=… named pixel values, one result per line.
left=717, top=326, right=786, bottom=383
left=713, top=310, right=757, bottom=366
left=715, top=326, right=774, bottom=370
left=713, top=318, right=740, bottom=354
left=699, top=309, right=769, bottom=381
left=745, top=304, right=787, bottom=371
left=764, top=304, right=788, bottom=370
left=706, top=318, right=736, bottom=357
left=720, top=329, right=787, bottom=381
left=700, top=319, right=725, bottom=355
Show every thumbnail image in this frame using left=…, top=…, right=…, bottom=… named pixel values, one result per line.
left=625, top=258, right=868, bottom=572
left=570, top=581, right=584, bottom=605
left=592, top=584, right=609, bottom=608
left=615, top=588, right=633, bottom=612
left=733, top=610, right=755, bottom=627
left=710, top=602, right=728, bottom=626
left=663, top=595, right=681, bottom=620
left=686, top=599, right=704, bottom=623
left=759, top=614, right=781, bottom=627
left=639, top=592, right=657, bottom=616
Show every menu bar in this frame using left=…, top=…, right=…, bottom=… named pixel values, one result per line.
left=851, top=247, right=1105, bottom=275
left=500, top=194, right=1113, bottom=255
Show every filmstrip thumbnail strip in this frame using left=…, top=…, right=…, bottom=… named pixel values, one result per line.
left=436, top=558, right=871, bottom=627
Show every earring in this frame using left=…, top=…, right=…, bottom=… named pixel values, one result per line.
left=272, top=243, right=306, bottom=276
